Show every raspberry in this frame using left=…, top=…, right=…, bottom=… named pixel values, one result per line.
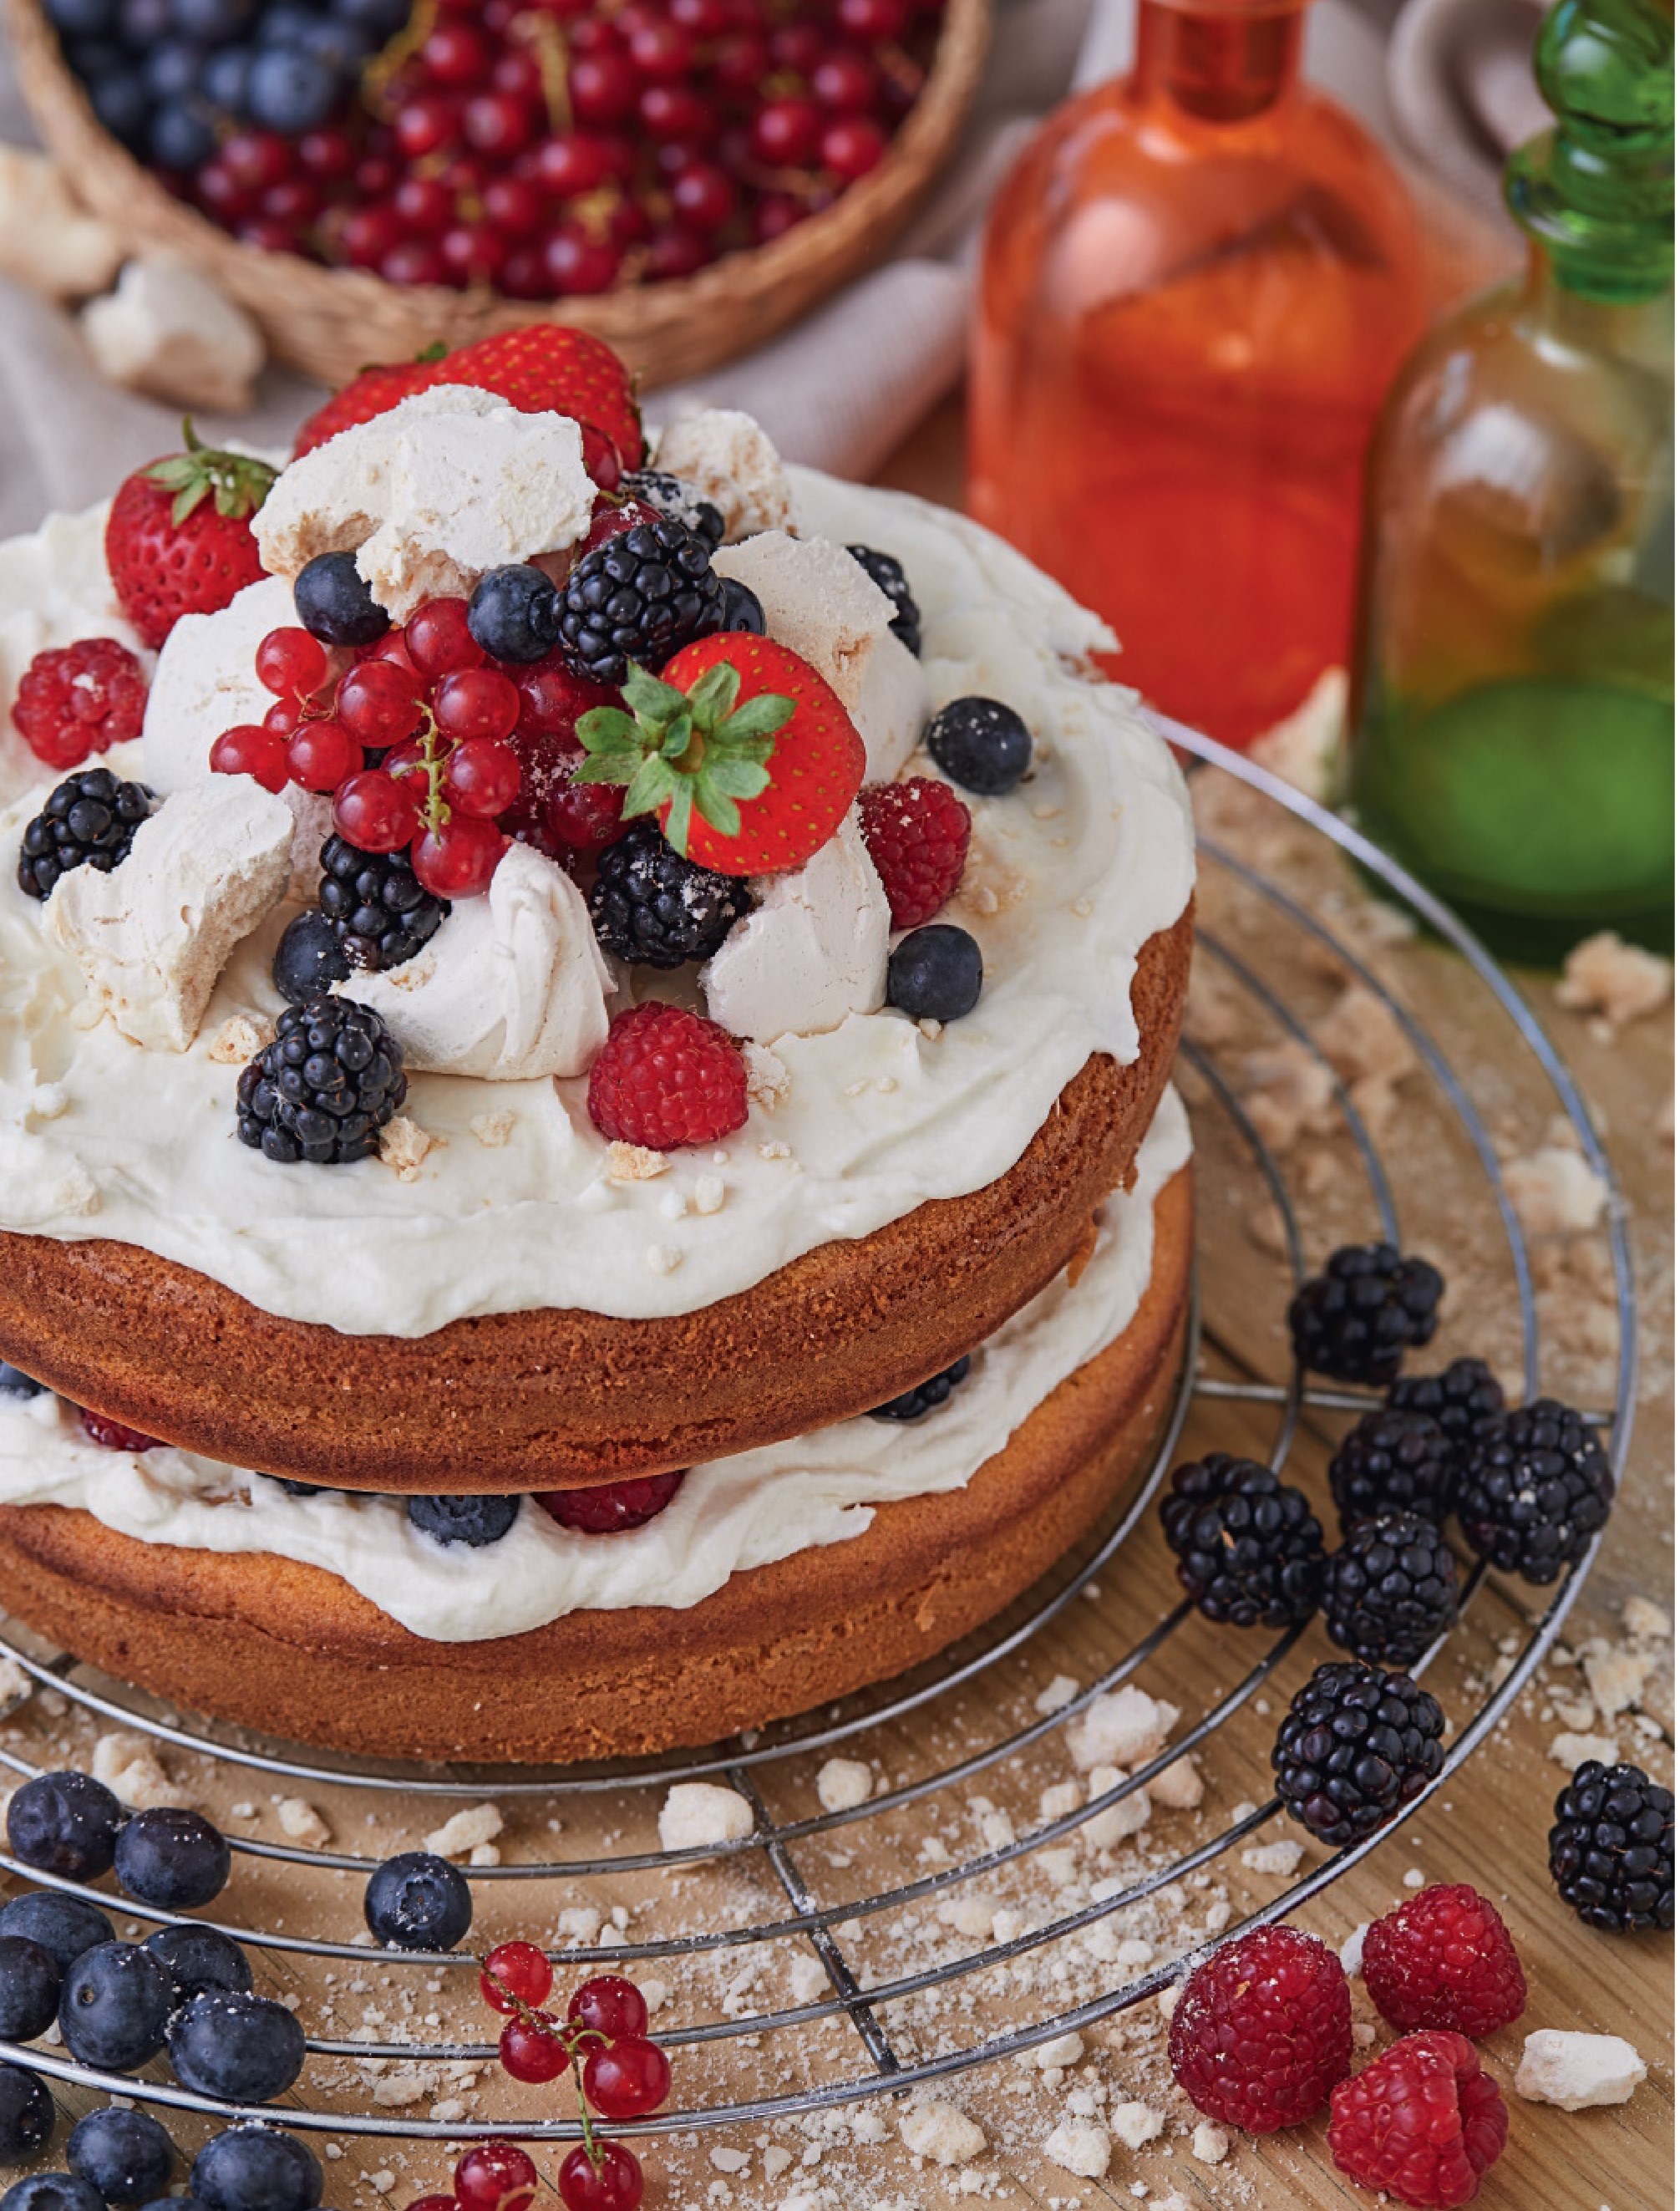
left=858, top=777, right=972, bottom=930
left=1362, top=1885, right=1528, bottom=2037
left=12, top=639, right=149, bottom=771
left=78, top=1408, right=162, bottom=1453
left=1329, top=2031, right=1508, bottom=2208
left=587, top=1001, right=748, bottom=1151
left=1167, top=1924, right=1352, bottom=2132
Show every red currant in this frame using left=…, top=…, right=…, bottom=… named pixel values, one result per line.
left=567, top=1976, right=650, bottom=2040
left=752, top=193, right=809, bottom=244
left=340, top=201, right=404, bottom=269
left=515, top=658, right=617, bottom=739
left=534, top=131, right=616, bottom=196
left=750, top=98, right=822, bottom=166
left=627, top=18, right=694, bottom=77
left=646, top=225, right=712, bottom=280
left=482, top=173, right=544, bottom=236
left=454, top=2142, right=539, bottom=2211
left=491, top=48, right=544, bottom=101
left=260, top=175, right=321, bottom=226
left=394, top=92, right=462, bottom=161
left=557, top=2142, right=643, bottom=2211
left=812, top=49, right=881, bottom=111
left=544, top=227, right=623, bottom=294
left=382, top=238, right=450, bottom=287
left=499, top=247, right=550, bottom=300
left=710, top=28, right=768, bottom=91
left=354, top=151, right=398, bottom=197
left=412, top=815, right=506, bottom=897
left=820, top=115, right=887, bottom=181
left=670, top=0, right=728, bottom=31
left=393, top=174, right=455, bottom=234
left=263, top=696, right=304, bottom=737
left=334, top=770, right=421, bottom=853
left=420, top=18, right=490, bottom=84
left=442, top=221, right=511, bottom=285
left=79, top=1408, right=162, bottom=1453
left=221, top=129, right=291, bottom=191
left=571, top=48, right=639, bottom=126
left=465, top=92, right=537, bottom=159
left=210, top=724, right=288, bottom=793
left=298, top=125, right=355, bottom=180
left=444, top=737, right=522, bottom=819
left=287, top=718, right=361, bottom=794
left=255, top=626, right=328, bottom=699
left=538, top=1471, right=684, bottom=1533
left=406, top=598, right=484, bottom=679
left=581, top=2037, right=670, bottom=2121
left=196, top=162, right=254, bottom=221
left=434, top=668, right=520, bottom=745
left=769, top=20, right=825, bottom=69
left=672, top=160, right=736, bottom=231
left=545, top=775, right=626, bottom=853
left=480, top=1940, right=554, bottom=2015
left=638, top=82, right=712, bottom=140
left=838, top=0, right=911, bottom=33
left=499, top=2011, right=570, bottom=2084
left=338, top=661, right=426, bottom=747
left=369, top=632, right=424, bottom=679
left=236, top=215, right=301, bottom=255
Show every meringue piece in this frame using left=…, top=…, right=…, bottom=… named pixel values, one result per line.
left=701, top=807, right=888, bottom=1045
left=43, top=779, right=292, bottom=1052
left=142, top=572, right=295, bottom=795
left=652, top=409, right=794, bottom=539
left=81, top=257, right=264, bottom=414
left=1515, top=2029, right=1647, bottom=2110
left=0, top=148, right=121, bottom=301
left=338, top=841, right=612, bottom=1080
left=850, top=628, right=930, bottom=782
left=254, top=386, right=596, bottom=619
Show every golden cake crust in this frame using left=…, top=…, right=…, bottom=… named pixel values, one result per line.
left=0, top=1168, right=1191, bottom=1765
left=0, top=912, right=1191, bottom=1492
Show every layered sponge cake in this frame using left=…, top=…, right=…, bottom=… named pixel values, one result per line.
left=0, top=338, right=1193, bottom=1759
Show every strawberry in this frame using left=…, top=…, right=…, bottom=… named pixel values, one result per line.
left=443, top=326, right=642, bottom=467
left=104, top=424, right=277, bottom=652
left=574, top=635, right=865, bottom=877
left=292, top=343, right=448, bottom=456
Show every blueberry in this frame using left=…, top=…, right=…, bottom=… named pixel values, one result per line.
left=66, top=34, right=124, bottom=73
left=407, top=1495, right=520, bottom=1549
left=330, top=0, right=408, bottom=29
left=0, top=2066, right=52, bottom=2163
left=253, top=0, right=318, bottom=43
left=117, top=0, right=171, bottom=40
left=87, top=67, right=152, bottom=145
left=719, top=578, right=766, bottom=635
left=168, top=1991, right=306, bottom=2103
left=467, top=566, right=561, bottom=664
left=886, top=923, right=983, bottom=1022
left=200, top=43, right=252, bottom=109
left=272, top=911, right=351, bottom=1006
left=143, top=1923, right=253, bottom=2005
left=294, top=15, right=369, bottom=69
left=277, top=1478, right=333, bottom=1497
left=8, top=1770, right=124, bottom=1881
left=149, top=97, right=217, bottom=169
left=0, top=1939, right=60, bottom=2041
left=245, top=46, right=336, bottom=130
left=0, top=1894, right=114, bottom=1977
left=0, top=2178, right=104, bottom=2211
left=141, top=35, right=203, bottom=98
left=0, top=1365, right=43, bottom=1399
left=292, top=552, right=389, bottom=649
left=363, top=1851, right=472, bottom=1952
left=171, top=0, right=252, bottom=38
left=67, top=2108, right=174, bottom=2206
left=114, top=1807, right=230, bottom=1911
left=58, top=1943, right=172, bottom=2073
left=191, top=2126, right=322, bottom=2211
left=926, top=696, right=1033, bottom=796
left=43, top=0, right=116, bottom=33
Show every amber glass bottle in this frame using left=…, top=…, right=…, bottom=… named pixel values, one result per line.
left=970, top=0, right=1427, bottom=748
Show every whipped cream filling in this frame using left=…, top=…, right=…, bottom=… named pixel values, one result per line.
left=0, top=468, right=1193, bottom=1333
left=0, top=1092, right=1189, bottom=1643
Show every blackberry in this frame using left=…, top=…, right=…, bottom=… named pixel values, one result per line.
left=1387, top=1356, right=1507, bottom=1475
left=317, top=835, right=449, bottom=973
left=622, top=469, right=725, bottom=548
left=1322, top=1511, right=1459, bottom=1667
left=1160, top=1454, right=1327, bottom=1627
left=868, top=1355, right=971, bottom=1422
left=846, top=544, right=921, bottom=655
left=557, top=516, right=725, bottom=684
left=588, top=820, right=753, bottom=968
left=1455, top=1398, right=1613, bottom=1583
left=1271, top=1659, right=1446, bottom=1846
left=17, top=768, right=153, bottom=901
left=1287, top=1242, right=1444, bottom=1385
left=1327, top=1409, right=1456, bottom=1528
left=1548, top=1759, right=1674, bottom=1933
left=236, top=997, right=406, bottom=1167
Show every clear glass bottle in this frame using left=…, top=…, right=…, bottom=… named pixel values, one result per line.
left=969, top=0, right=1427, bottom=749
left=1348, top=0, right=1673, bottom=962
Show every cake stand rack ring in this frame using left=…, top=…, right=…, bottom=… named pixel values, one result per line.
left=0, top=727, right=1636, bottom=2154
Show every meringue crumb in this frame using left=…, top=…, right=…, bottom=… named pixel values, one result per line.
left=425, top=1803, right=504, bottom=1859
left=657, top=1188, right=688, bottom=1220
left=92, top=1733, right=190, bottom=1811
left=657, top=1781, right=753, bottom=1852
left=1071, top=895, right=1094, bottom=917
left=461, top=1110, right=512, bottom=1149
left=24, top=1083, right=68, bottom=1123
left=607, top=1141, right=670, bottom=1182
left=1551, top=1729, right=1619, bottom=1769
left=206, top=1012, right=274, bottom=1065
left=758, top=1140, right=792, bottom=1161
left=1034, top=1674, right=1079, bottom=1716
left=276, top=1797, right=331, bottom=1848
left=1516, top=2029, right=1647, bottom=2109
left=1556, top=933, right=1672, bottom=1029
left=645, top=1243, right=683, bottom=1276
left=693, top=1175, right=726, bottom=1215
left=742, top=1040, right=789, bottom=1109
left=876, top=1075, right=896, bottom=1092
left=1403, top=1867, right=1427, bottom=1888
left=917, top=1016, right=943, bottom=1040
left=899, top=2103, right=986, bottom=2166
left=1111, top=2100, right=1163, bottom=2149
left=379, top=1116, right=444, bottom=1181
left=1043, top=2117, right=1109, bottom=2179
left=1242, top=1839, right=1305, bottom=1878
left=1191, top=2122, right=1231, bottom=2165
left=815, top=1757, right=873, bottom=1813
left=844, top=1077, right=870, bottom=1097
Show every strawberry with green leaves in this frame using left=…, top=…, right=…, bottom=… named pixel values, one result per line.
left=104, top=423, right=277, bottom=652
left=576, top=635, right=865, bottom=876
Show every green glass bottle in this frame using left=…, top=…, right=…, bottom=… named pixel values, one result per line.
left=1348, top=0, right=1673, bottom=963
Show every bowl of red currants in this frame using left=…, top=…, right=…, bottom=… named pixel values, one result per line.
left=7, top=0, right=988, bottom=390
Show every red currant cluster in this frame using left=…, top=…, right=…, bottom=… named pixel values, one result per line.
left=184, top=0, right=947, bottom=296
left=410, top=2133, right=641, bottom=2211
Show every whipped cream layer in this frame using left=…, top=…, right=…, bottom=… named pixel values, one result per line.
left=0, top=470, right=1193, bottom=1333
left=0, top=1094, right=1189, bottom=1643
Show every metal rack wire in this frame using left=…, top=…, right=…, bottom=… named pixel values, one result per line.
left=0, top=728, right=1637, bottom=2152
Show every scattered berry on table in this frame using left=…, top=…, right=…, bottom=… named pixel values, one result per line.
left=0, top=2066, right=52, bottom=2162
left=12, top=639, right=148, bottom=772
left=480, top=1939, right=554, bottom=2016
left=858, top=775, right=972, bottom=929
left=167, top=1990, right=307, bottom=2102
left=1362, top=1883, right=1528, bottom=2038
left=143, top=1924, right=253, bottom=2005
left=622, top=469, right=723, bottom=548
left=190, top=2123, right=322, bottom=2211
left=104, top=430, right=274, bottom=651
left=7, top=1770, right=124, bottom=1881
left=0, top=1894, right=113, bottom=1978
left=364, top=1851, right=474, bottom=1952
left=0, top=1939, right=60, bottom=2044
left=1272, top=1659, right=1447, bottom=1846
left=272, top=910, right=352, bottom=1004
left=587, top=1001, right=748, bottom=1152
left=538, top=1471, right=686, bottom=1533
left=66, top=2107, right=175, bottom=2206
left=1168, top=1924, right=1352, bottom=2131
left=868, top=1355, right=972, bottom=1422
left=16, top=768, right=153, bottom=901
left=569, top=1974, right=651, bottom=2040
left=292, top=550, right=389, bottom=648
left=587, top=820, right=753, bottom=968
left=58, top=1942, right=174, bottom=2074
left=407, top=1494, right=521, bottom=1548
left=926, top=695, right=1033, bottom=795
left=581, top=2034, right=671, bottom=2119
left=236, top=995, right=406, bottom=1167
left=0, top=2176, right=104, bottom=2211
left=558, top=517, right=725, bottom=685
left=558, top=2140, right=644, bottom=2211
left=1287, top=1242, right=1444, bottom=1385
left=1160, top=1452, right=1327, bottom=1626
left=1548, top=1759, right=1674, bottom=1933
left=886, top=922, right=983, bottom=1021
left=114, top=1806, right=231, bottom=1911
left=1387, top=1357, right=1507, bottom=1474
left=1329, top=1409, right=1458, bottom=1529
left=1327, top=2030, right=1507, bottom=2209
left=316, top=835, right=449, bottom=973
left=467, top=563, right=562, bottom=664
left=0, top=1365, right=42, bottom=1400
left=454, top=2142, right=539, bottom=2211
left=1455, top=1399, right=1614, bottom=1583
left=499, top=2011, right=570, bottom=2085
left=1322, top=1511, right=1459, bottom=1668
left=846, top=544, right=921, bottom=655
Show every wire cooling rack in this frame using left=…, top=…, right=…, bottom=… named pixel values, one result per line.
left=0, top=726, right=1637, bottom=2157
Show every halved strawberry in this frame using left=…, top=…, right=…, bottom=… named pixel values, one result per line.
left=292, top=344, right=448, bottom=457
left=575, top=634, right=865, bottom=876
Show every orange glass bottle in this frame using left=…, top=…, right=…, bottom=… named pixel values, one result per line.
left=970, top=0, right=1429, bottom=748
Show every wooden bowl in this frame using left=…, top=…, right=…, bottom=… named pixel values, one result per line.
left=6, top=0, right=989, bottom=392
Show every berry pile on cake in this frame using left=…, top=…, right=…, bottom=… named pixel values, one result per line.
left=0, top=326, right=1194, bottom=1761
